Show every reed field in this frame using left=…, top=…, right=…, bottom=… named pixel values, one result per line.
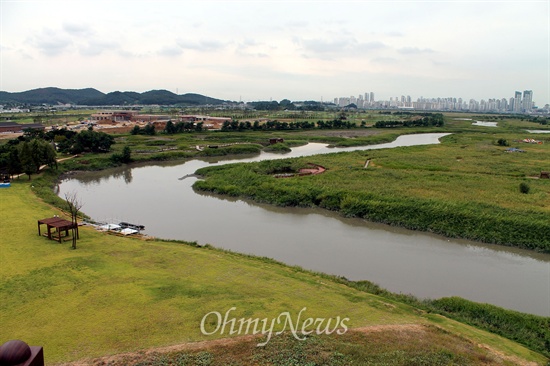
left=194, top=128, right=550, bottom=251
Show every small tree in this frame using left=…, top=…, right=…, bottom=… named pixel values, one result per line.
left=111, top=145, right=133, bottom=164
left=7, top=147, right=22, bottom=178
left=131, top=125, right=141, bottom=135
left=164, top=120, right=176, bottom=134
left=64, top=191, right=84, bottom=249
left=121, top=146, right=132, bottom=163
left=18, top=141, right=34, bottom=180
left=143, top=124, right=156, bottom=135
left=29, top=139, right=57, bottom=173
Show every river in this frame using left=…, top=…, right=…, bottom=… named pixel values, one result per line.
left=56, top=133, right=550, bottom=316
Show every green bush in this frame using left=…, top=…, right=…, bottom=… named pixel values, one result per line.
left=519, top=182, right=530, bottom=194
left=497, top=138, right=509, bottom=146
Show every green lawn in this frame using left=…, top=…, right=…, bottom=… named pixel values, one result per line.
left=0, top=178, right=547, bottom=365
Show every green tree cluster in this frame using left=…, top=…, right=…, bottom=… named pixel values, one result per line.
left=221, top=119, right=320, bottom=131
left=316, top=119, right=356, bottom=129
left=55, top=128, right=115, bottom=154
left=0, top=138, right=57, bottom=179
left=163, top=120, right=203, bottom=134
left=248, top=100, right=284, bottom=110
left=131, top=124, right=156, bottom=136
left=375, top=113, right=444, bottom=128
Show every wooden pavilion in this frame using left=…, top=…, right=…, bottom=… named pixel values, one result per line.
left=37, top=217, right=77, bottom=243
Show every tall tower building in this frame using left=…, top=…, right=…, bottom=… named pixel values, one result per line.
left=523, top=90, right=533, bottom=112
left=509, top=97, right=515, bottom=111
left=370, top=92, right=375, bottom=102
left=501, top=98, right=507, bottom=111
left=514, top=91, right=522, bottom=112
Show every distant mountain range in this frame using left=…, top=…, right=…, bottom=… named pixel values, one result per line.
left=0, top=87, right=229, bottom=106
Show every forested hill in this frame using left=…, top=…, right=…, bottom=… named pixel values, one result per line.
left=0, top=87, right=228, bottom=106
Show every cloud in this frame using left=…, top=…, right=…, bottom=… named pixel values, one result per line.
left=236, top=38, right=271, bottom=58
left=117, top=49, right=154, bottom=58
left=371, top=57, right=398, bottom=64
left=286, top=20, right=309, bottom=28
left=176, top=40, right=225, bottom=52
left=431, top=59, right=450, bottom=66
left=385, top=31, right=404, bottom=37
left=241, top=38, right=259, bottom=47
left=28, top=28, right=72, bottom=56
left=398, top=47, right=434, bottom=55
left=356, top=41, right=387, bottom=53
left=80, top=40, right=119, bottom=56
left=158, top=46, right=183, bottom=57
left=26, top=24, right=117, bottom=57
left=295, top=37, right=387, bottom=60
left=63, top=22, right=93, bottom=37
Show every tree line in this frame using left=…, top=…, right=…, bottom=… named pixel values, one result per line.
left=164, top=121, right=204, bottom=134
left=247, top=99, right=327, bottom=111
left=374, top=113, right=445, bottom=128
left=220, top=119, right=356, bottom=131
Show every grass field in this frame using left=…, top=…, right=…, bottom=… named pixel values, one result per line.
left=0, top=180, right=547, bottom=365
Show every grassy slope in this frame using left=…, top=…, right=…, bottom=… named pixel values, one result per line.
left=0, top=180, right=547, bottom=365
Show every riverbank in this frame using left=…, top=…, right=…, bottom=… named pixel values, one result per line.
left=2, top=125, right=548, bottom=361
left=27, top=137, right=545, bottom=358
left=194, top=132, right=550, bottom=252
left=0, top=180, right=547, bottom=365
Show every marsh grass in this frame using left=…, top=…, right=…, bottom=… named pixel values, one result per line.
left=195, top=132, right=550, bottom=251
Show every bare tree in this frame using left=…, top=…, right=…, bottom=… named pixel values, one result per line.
left=64, top=191, right=84, bottom=249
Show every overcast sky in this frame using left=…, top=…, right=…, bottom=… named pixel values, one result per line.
left=1, top=0, right=548, bottom=104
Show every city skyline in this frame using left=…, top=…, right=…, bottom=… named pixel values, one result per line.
left=1, top=1, right=548, bottom=104
left=333, top=89, right=539, bottom=112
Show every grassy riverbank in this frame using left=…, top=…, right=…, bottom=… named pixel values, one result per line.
left=1, top=176, right=548, bottom=365
left=194, top=131, right=550, bottom=252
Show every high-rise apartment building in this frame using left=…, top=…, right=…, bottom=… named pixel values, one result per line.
left=523, top=90, right=533, bottom=112
left=331, top=89, right=535, bottom=113
left=501, top=98, right=508, bottom=110
left=514, top=91, right=522, bottom=112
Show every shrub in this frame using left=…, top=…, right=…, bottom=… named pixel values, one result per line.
left=519, top=182, right=530, bottom=194
left=497, top=138, right=509, bottom=146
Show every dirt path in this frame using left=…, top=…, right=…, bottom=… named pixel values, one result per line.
left=11, top=155, right=78, bottom=179
left=55, top=324, right=539, bottom=366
